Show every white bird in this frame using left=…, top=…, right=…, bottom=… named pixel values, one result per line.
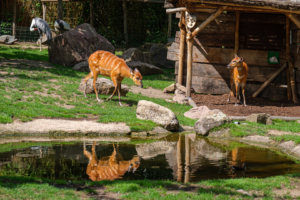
left=54, top=19, right=71, bottom=35
left=30, top=17, right=52, bottom=51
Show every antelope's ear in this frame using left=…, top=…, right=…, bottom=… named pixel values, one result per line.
left=134, top=68, right=140, bottom=73
left=239, top=57, right=244, bottom=62
left=235, top=53, right=238, bottom=58
left=130, top=68, right=134, bottom=76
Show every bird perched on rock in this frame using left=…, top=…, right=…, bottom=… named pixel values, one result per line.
left=54, top=19, right=71, bottom=35
left=30, top=17, right=52, bottom=51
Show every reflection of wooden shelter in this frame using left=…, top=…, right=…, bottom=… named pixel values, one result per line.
left=166, top=0, right=300, bottom=103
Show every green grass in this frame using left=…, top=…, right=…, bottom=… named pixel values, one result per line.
left=271, top=135, right=300, bottom=144
left=0, top=47, right=196, bottom=131
left=0, top=173, right=298, bottom=200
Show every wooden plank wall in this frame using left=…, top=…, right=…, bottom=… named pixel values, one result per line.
left=168, top=12, right=290, bottom=100
left=291, top=14, right=300, bottom=98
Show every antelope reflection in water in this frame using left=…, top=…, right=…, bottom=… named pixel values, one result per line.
left=83, top=142, right=141, bottom=181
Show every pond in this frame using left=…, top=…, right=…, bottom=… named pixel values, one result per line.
left=0, top=133, right=299, bottom=183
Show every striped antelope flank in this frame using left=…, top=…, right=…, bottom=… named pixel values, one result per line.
left=82, top=50, right=143, bottom=106
left=227, top=54, right=249, bottom=106
left=83, top=142, right=141, bottom=181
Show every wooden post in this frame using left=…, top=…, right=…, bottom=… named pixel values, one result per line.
left=12, top=0, right=16, bottom=37
left=167, top=14, right=172, bottom=38
left=178, top=11, right=186, bottom=85
left=90, top=0, right=94, bottom=27
left=122, top=1, right=128, bottom=48
left=286, top=16, right=292, bottom=101
left=191, top=6, right=227, bottom=37
left=287, top=13, right=300, bottom=28
left=234, top=11, right=240, bottom=54
left=186, top=32, right=193, bottom=98
left=57, top=0, right=63, bottom=20
left=177, top=135, right=183, bottom=182
left=252, top=63, right=287, bottom=98
left=286, top=15, right=299, bottom=104
left=42, top=2, right=47, bottom=21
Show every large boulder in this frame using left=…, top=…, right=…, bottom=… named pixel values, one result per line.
left=49, top=23, right=115, bottom=67
left=126, top=61, right=164, bottom=76
left=184, top=106, right=211, bottom=120
left=78, top=78, right=129, bottom=96
left=150, top=44, right=175, bottom=69
left=194, top=109, right=232, bottom=136
left=122, top=48, right=152, bottom=64
left=73, top=61, right=89, bottom=72
left=136, top=100, right=179, bottom=131
left=246, top=113, right=272, bottom=125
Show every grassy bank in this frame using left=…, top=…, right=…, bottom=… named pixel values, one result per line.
left=0, top=46, right=196, bottom=131
left=0, top=174, right=299, bottom=199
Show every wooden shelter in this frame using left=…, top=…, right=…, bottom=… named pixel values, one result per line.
left=165, top=0, right=300, bottom=103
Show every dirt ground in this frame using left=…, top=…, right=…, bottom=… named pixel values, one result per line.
left=192, top=93, right=300, bottom=117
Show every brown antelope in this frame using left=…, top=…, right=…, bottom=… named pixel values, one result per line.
left=83, top=142, right=141, bottom=181
left=227, top=54, right=249, bottom=106
left=82, top=50, right=143, bottom=106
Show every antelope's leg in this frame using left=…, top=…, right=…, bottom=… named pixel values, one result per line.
left=235, top=83, right=239, bottom=106
left=92, top=141, right=97, bottom=161
left=242, top=85, right=247, bottom=106
left=92, top=71, right=102, bottom=102
left=117, top=81, right=123, bottom=107
left=106, top=77, right=118, bottom=101
left=227, top=83, right=233, bottom=102
left=82, top=72, right=93, bottom=97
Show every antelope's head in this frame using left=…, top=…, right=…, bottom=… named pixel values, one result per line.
left=227, top=54, right=244, bottom=69
left=128, top=156, right=141, bottom=173
left=130, top=68, right=143, bottom=88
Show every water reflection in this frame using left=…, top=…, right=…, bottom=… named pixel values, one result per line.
left=83, top=142, right=140, bottom=181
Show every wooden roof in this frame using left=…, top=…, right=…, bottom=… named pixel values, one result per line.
left=165, top=0, right=300, bottom=12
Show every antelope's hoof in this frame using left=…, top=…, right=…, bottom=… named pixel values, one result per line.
left=235, top=104, right=239, bottom=106
left=227, top=99, right=230, bottom=102
left=97, top=98, right=103, bottom=103
left=119, top=102, right=123, bottom=107
left=244, top=104, right=247, bottom=107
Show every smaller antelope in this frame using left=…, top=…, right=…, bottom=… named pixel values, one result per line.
left=82, top=50, right=143, bottom=106
left=227, top=54, right=249, bottom=106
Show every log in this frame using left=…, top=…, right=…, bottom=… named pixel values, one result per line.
left=167, top=43, right=286, bottom=67
left=90, top=0, right=94, bottom=27
left=166, top=7, right=186, bottom=14
left=286, top=16, right=292, bottom=101
left=235, top=11, right=240, bottom=54
left=167, top=14, right=172, bottom=38
left=178, top=12, right=186, bottom=85
left=192, top=6, right=227, bottom=37
left=12, top=0, right=16, bottom=37
left=252, top=63, right=287, bottom=98
left=186, top=34, right=193, bottom=97
left=123, top=1, right=128, bottom=48
left=42, top=2, right=47, bottom=21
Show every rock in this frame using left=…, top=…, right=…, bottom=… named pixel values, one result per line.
left=292, top=145, right=300, bottom=156
left=173, top=93, right=188, bottom=105
left=163, top=83, right=176, bottom=93
left=126, top=61, right=164, bottom=76
left=136, top=141, right=177, bottom=159
left=150, top=44, right=175, bottom=69
left=122, top=48, right=152, bottom=64
left=78, top=78, right=129, bottom=96
left=175, top=83, right=187, bottom=93
left=73, top=61, right=89, bottom=72
left=194, top=109, right=232, bottom=136
left=242, top=135, right=271, bottom=143
left=279, top=141, right=296, bottom=150
left=175, top=89, right=185, bottom=95
left=131, top=132, right=148, bottom=137
left=37, top=30, right=57, bottom=44
left=148, top=126, right=170, bottom=135
left=297, top=120, right=300, bottom=124
left=246, top=113, right=272, bottom=125
left=188, top=99, right=197, bottom=107
left=136, top=100, right=179, bottom=131
left=209, top=128, right=231, bottom=138
left=184, top=106, right=211, bottom=120
left=237, top=189, right=252, bottom=197
left=49, top=23, right=115, bottom=67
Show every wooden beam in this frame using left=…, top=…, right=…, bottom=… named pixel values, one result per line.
left=286, top=16, right=292, bottom=101
left=252, top=63, right=286, bottom=98
left=186, top=33, right=193, bottom=97
left=12, top=0, right=16, bottom=37
left=123, top=1, right=128, bottom=48
left=90, top=0, right=93, bottom=26
left=287, top=13, right=300, bottom=29
left=120, top=0, right=164, bottom=3
left=192, top=6, right=227, bottom=38
left=42, top=2, right=47, bottom=21
left=166, top=7, right=186, bottom=14
left=167, top=14, right=172, bottom=38
left=288, top=58, right=299, bottom=103
left=57, top=0, right=63, bottom=20
left=234, top=11, right=240, bottom=54
left=184, top=134, right=190, bottom=184
left=188, top=0, right=300, bottom=14
left=178, top=11, right=186, bottom=85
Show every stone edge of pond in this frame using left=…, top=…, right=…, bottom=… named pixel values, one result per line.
left=209, top=128, right=300, bottom=160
